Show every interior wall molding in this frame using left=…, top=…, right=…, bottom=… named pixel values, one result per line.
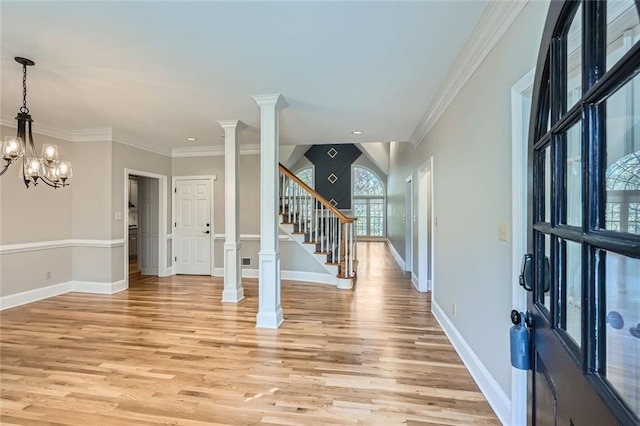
left=432, top=300, right=511, bottom=425
left=1, top=116, right=74, bottom=141
left=409, top=0, right=528, bottom=146
left=0, top=279, right=127, bottom=311
left=172, top=144, right=261, bottom=158
left=113, top=133, right=171, bottom=157
left=1, top=117, right=172, bottom=157
left=386, top=239, right=406, bottom=270
left=0, top=239, right=126, bottom=255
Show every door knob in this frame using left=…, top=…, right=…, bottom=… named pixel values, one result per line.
left=204, top=230, right=210, bottom=234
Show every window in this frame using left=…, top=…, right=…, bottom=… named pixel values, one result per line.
left=352, top=166, right=385, bottom=237
left=283, top=166, right=313, bottom=197
left=295, top=167, right=313, bottom=188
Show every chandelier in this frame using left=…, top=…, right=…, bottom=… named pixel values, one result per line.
left=1, top=57, right=72, bottom=188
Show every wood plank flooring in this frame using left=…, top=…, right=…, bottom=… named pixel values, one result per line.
left=0, top=242, right=499, bottom=425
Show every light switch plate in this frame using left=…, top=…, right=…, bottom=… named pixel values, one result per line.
left=498, top=222, right=509, bottom=242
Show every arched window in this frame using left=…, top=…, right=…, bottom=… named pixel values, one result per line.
left=605, top=151, right=640, bottom=233
left=352, top=166, right=385, bottom=237
left=283, top=166, right=313, bottom=196
left=295, top=167, right=313, bottom=188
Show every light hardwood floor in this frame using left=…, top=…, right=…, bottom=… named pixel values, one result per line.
left=1, top=242, right=499, bottom=425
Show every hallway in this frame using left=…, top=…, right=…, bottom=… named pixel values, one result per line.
left=0, top=242, right=499, bottom=425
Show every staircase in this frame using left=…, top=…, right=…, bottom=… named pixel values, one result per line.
left=279, top=163, right=357, bottom=289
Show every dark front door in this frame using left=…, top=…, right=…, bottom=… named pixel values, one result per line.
left=527, top=1, right=640, bottom=425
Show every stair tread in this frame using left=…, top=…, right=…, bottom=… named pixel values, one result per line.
left=291, top=231, right=307, bottom=235
left=314, top=251, right=331, bottom=255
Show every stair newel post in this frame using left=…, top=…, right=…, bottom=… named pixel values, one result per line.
left=349, top=222, right=354, bottom=278
left=339, top=220, right=345, bottom=276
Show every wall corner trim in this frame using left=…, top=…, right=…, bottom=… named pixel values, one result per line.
left=386, top=239, right=406, bottom=270
left=432, top=300, right=511, bottom=425
left=409, top=0, right=528, bottom=146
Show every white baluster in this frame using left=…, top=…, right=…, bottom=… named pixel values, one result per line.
left=338, top=221, right=342, bottom=274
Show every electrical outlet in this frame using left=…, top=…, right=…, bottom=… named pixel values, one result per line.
left=498, top=222, right=509, bottom=242
left=46, top=271, right=52, bottom=280
left=115, top=211, right=123, bottom=220
left=453, top=303, right=457, bottom=317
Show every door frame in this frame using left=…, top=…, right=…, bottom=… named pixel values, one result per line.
left=510, top=67, right=535, bottom=426
left=172, top=175, right=216, bottom=277
left=123, top=168, right=168, bottom=288
left=405, top=175, right=414, bottom=275
left=417, top=157, right=435, bottom=293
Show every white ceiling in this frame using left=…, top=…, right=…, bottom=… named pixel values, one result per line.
left=1, top=1, right=488, bottom=153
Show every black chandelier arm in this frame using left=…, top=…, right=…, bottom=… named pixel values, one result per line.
left=0, top=160, right=12, bottom=176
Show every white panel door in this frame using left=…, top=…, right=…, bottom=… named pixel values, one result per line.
left=175, top=179, right=211, bottom=275
left=139, top=177, right=159, bottom=275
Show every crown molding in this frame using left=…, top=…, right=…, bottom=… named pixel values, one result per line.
left=1, top=115, right=75, bottom=141
left=112, top=132, right=172, bottom=157
left=409, top=0, right=529, bottom=147
left=71, top=127, right=113, bottom=142
left=172, top=144, right=261, bottom=158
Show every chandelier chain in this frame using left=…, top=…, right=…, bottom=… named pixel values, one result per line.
left=20, top=64, right=29, bottom=114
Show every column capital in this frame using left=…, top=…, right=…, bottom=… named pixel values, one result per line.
left=251, top=94, right=288, bottom=110
left=217, top=119, right=240, bottom=129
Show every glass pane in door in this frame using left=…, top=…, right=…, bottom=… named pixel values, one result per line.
left=535, top=231, right=552, bottom=311
left=604, top=72, right=640, bottom=234
left=565, top=122, right=583, bottom=226
left=603, top=251, right=640, bottom=417
left=607, top=0, right=640, bottom=70
left=565, top=240, right=582, bottom=346
left=567, top=3, right=583, bottom=110
left=544, top=146, right=552, bottom=223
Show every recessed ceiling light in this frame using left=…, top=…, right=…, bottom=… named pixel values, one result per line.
left=185, top=137, right=197, bottom=141
left=351, top=130, right=363, bottom=135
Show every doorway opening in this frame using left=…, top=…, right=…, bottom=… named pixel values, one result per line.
left=418, top=157, right=435, bottom=293
left=124, top=169, right=168, bottom=289
left=405, top=176, right=414, bottom=275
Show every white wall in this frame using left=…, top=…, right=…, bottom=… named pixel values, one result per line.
left=386, top=0, right=548, bottom=403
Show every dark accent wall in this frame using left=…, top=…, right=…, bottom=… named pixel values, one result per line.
left=304, top=144, right=361, bottom=209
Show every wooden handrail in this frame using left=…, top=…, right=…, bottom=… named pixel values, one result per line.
left=279, top=163, right=355, bottom=223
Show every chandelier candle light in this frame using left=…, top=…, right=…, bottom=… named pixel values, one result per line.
left=1, top=57, right=72, bottom=188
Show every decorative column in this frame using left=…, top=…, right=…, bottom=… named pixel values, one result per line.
left=251, top=94, right=286, bottom=328
left=218, top=119, right=244, bottom=303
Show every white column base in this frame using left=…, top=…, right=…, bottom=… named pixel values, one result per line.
left=337, top=277, right=354, bottom=290
left=256, top=249, right=283, bottom=328
left=222, top=242, right=244, bottom=303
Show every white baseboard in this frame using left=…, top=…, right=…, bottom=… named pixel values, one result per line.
left=0, top=279, right=127, bottom=310
left=0, top=282, right=72, bottom=310
left=282, top=270, right=336, bottom=285
left=159, top=267, right=174, bottom=277
left=213, top=267, right=336, bottom=285
left=432, top=300, right=510, bottom=425
left=386, top=239, right=406, bottom=270
left=411, top=272, right=419, bottom=291
left=72, top=280, right=127, bottom=294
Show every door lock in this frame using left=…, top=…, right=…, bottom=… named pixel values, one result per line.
left=204, top=230, right=210, bottom=234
